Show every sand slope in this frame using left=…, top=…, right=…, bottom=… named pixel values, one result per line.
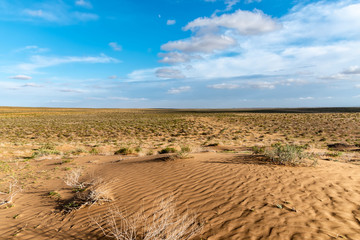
left=1, top=151, right=360, bottom=239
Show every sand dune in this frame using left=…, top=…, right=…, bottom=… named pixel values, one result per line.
left=1, top=150, right=360, bottom=239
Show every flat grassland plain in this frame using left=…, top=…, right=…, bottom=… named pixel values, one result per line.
left=0, top=107, right=360, bottom=239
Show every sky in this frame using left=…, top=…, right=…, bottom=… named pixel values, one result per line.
left=0, top=0, right=360, bottom=108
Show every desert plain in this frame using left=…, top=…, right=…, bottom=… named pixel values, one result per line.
left=0, top=107, right=360, bottom=239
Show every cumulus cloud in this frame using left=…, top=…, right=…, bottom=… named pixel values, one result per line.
left=167, top=19, right=176, bottom=25
left=158, top=52, right=194, bottom=64
left=109, top=42, right=122, bottom=51
left=342, top=66, right=360, bottom=75
left=167, top=86, right=191, bottom=94
left=9, top=75, right=32, bottom=80
left=155, top=68, right=185, bottom=79
left=159, top=8, right=279, bottom=61
left=161, top=34, right=236, bottom=53
left=184, top=9, right=281, bottom=35
left=156, top=0, right=360, bottom=87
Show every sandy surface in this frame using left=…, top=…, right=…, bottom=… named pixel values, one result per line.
left=1, top=150, right=360, bottom=239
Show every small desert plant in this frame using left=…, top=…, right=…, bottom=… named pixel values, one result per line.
left=251, top=146, right=265, bottom=154
left=326, top=151, right=343, bottom=157
left=134, top=147, right=142, bottom=153
left=265, top=144, right=307, bottom=166
left=92, top=195, right=202, bottom=240
left=71, top=148, right=87, bottom=155
left=158, top=147, right=177, bottom=154
left=31, top=144, right=61, bottom=158
left=115, top=148, right=134, bottom=155
left=48, top=191, right=61, bottom=199
left=176, top=146, right=192, bottom=159
left=89, top=148, right=99, bottom=155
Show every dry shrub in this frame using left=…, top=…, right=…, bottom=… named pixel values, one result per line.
left=92, top=196, right=202, bottom=240
left=87, top=178, right=114, bottom=205
left=0, top=177, right=22, bottom=206
left=64, top=168, right=87, bottom=189
left=63, top=170, right=113, bottom=212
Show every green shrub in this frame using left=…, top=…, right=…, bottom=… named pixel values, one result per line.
left=251, top=146, right=265, bottom=154
left=48, top=191, right=61, bottom=199
left=71, top=148, right=86, bottom=155
left=114, top=147, right=133, bottom=155
left=176, top=146, right=192, bottom=159
left=327, top=151, right=343, bottom=157
left=158, top=147, right=177, bottom=154
left=89, top=148, right=99, bottom=155
left=32, top=145, right=61, bottom=158
left=265, top=144, right=306, bottom=166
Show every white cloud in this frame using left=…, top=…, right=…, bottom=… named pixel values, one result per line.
left=208, top=83, right=239, bottom=89
left=9, top=75, right=32, bottom=80
left=318, top=73, right=348, bottom=80
left=13, top=54, right=119, bottom=72
left=23, top=9, right=58, bottom=21
left=208, top=79, right=305, bottom=90
left=167, top=86, right=191, bottom=94
left=75, top=0, right=92, bottom=8
left=16, top=1, right=99, bottom=24
left=15, top=45, right=49, bottom=53
left=21, top=83, right=42, bottom=88
left=161, top=34, right=236, bottom=53
left=245, top=0, right=261, bottom=3
left=155, top=68, right=185, bottom=79
left=167, top=19, right=176, bottom=25
left=355, top=84, right=360, bottom=88
left=109, top=42, right=122, bottom=51
left=342, top=66, right=360, bottom=75
left=248, top=82, right=275, bottom=89
left=223, top=0, right=240, bottom=11
left=155, top=0, right=360, bottom=86
left=158, top=52, right=194, bottom=64
left=184, top=9, right=281, bottom=35
left=299, top=97, right=314, bottom=100
left=126, top=68, right=157, bottom=82
left=60, top=88, right=87, bottom=93
left=159, top=8, right=279, bottom=62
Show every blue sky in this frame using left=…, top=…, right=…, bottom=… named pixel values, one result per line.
left=0, top=0, right=359, bottom=108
